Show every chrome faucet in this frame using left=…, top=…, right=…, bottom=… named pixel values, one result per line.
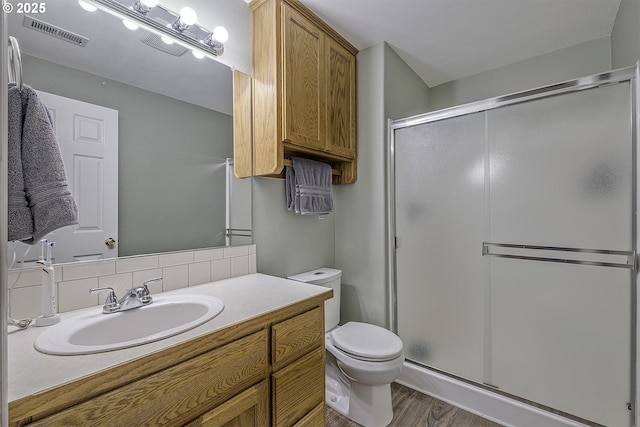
left=90, top=277, right=162, bottom=314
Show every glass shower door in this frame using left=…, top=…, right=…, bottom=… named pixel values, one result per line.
left=393, top=80, right=635, bottom=426
left=487, top=82, right=633, bottom=426
left=394, top=112, right=486, bottom=384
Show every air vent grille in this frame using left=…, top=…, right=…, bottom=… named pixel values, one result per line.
left=140, top=33, right=187, bottom=56
left=22, top=16, right=89, bottom=47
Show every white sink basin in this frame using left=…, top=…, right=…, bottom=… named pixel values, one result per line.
left=35, top=294, right=224, bottom=355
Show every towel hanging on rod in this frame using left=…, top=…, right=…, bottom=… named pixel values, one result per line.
left=7, top=35, right=23, bottom=92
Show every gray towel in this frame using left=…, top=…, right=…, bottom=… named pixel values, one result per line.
left=286, top=157, right=333, bottom=215
left=7, top=83, right=78, bottom=243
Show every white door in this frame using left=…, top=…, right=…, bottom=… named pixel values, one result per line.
left=8, top=92, right=119, bottom=265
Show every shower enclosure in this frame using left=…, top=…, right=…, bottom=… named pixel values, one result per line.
left=388, top=66, right=638, bottom=426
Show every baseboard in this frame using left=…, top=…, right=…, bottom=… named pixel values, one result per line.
left=396, top=362, right=588, bottom=427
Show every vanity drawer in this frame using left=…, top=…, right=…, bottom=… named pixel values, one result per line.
left=271, top=306, right=323, bottom=371
left=272, top=346, right=324, bottom=427
left=292, top=403, right=325, bottom=427
left=28, top=330, right=269, bottom=426
left=196, top=380, right=269, bottom=427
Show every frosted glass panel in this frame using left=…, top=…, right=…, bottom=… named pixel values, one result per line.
left=488, top=83, right=632, bottom=250
left=487, top=83, right=633, bottom=426
left=393, top=79, right=635, bottom=426
left=490, top=258, right=631, bottom=426
left=394, top=112, right=485, bottom=383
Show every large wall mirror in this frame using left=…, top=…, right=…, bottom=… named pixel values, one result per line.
left=6, top=0, right=252, bottom=265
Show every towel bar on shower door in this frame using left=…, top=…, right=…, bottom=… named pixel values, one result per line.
left=482, top=242, right=637, bottom=270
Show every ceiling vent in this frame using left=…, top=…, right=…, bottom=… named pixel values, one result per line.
left=22, top=15, right=89, bottom=47
left=140, top=33, right=187, bottom=57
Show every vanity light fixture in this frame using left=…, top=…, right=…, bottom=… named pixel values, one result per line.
left=82, top=0, right=227, bottom=58
left=122, top=18, right=140, bottom=30
left=172, top=6, right=197, bottom=32
left=78, top=0, right=98, bottom=12
left=132, top=0, right=158, bottom=15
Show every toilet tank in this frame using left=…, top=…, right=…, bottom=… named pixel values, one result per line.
left=288, top=268, right=341, bottom=332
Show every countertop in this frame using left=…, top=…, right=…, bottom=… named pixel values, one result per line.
left=8, top=273, right=331, bottom=402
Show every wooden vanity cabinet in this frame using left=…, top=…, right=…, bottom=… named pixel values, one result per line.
left=272, top=307, right=325, bottom=426
left=246, top=0, right=358, bottom=184
left=9, top=296, right=329, bottom=427
left=194, top=380, right=270, bottom=427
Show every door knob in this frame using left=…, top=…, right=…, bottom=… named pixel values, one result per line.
left=105, top=237, right=117, bottom=247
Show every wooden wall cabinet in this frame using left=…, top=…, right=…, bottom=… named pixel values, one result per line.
left=243, top=0, right=358, bottom=184
left=10, top=300, right=328, bottom=427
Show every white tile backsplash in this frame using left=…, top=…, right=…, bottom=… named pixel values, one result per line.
left=57, top=278, right=99, bottom=313
left=189, top=262, right=211, bottom=286
left=10, top=285, right=42, bottom=319
left=194, top=248, right=224, bottom=262
left=63, top=260, right=116, bottom=281
left=132, top=269, right=164, bottom=292
left=223, top=246, right=249, bottom=258
left=211, top=258, right=231, bottom=282
left=162, top=264, right=189, bottom=292
left=8, top=245, right=257, bottom=318
left=8, top=268, right=43, bottom=289
left=159, top=251, right=194, bottom=267
left=116, top=255, right=159, bottom=274
left=230, top=256, right=249, bottom=277
left=98, top=274, right=134, bottom=304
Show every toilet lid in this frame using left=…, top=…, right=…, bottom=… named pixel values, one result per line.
left=330, top=322, right=403, bottom=361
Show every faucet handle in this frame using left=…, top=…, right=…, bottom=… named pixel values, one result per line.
left=135, top=277, right=162, bottom=304
left=90, top=287, right=120, bottom=313
left=142, top=277, right=163, bottom=288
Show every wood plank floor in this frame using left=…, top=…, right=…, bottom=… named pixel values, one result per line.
left=326, top=382, right=503, bottom=427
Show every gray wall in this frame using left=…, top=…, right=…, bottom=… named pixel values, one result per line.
left=428, top=37, right=612, bottom=111
left=253, top=177, right=334, bottom=278
left=21, top=55, right=233, bottom=256
left=611, top=0, right=640, bottom=69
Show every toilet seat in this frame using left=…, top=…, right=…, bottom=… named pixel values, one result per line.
left=330, top=322, right=403, bottom=362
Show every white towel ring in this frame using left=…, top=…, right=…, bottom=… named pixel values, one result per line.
left=7, top=36, right=23, bottom=92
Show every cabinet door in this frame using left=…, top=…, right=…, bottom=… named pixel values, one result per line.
left=272, top=347, right=324, bottom=427
left=199, top=381, right=269, bottom=427
left=28, top=331, right=269, bottom=426
left=281, top=3, right=325, bottom=151
left=272, top=307, right=323, bottom=371
left=325, top=38, right=356, bottom=159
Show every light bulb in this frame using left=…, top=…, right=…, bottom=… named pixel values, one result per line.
left=78, top=0, right=97, bottom=12
left=122, top=19, right=139, bottom=30
left=192, top=50, right=205, bottom=59
left=133, top=0, right=158, bottom=14
left=161, top=35, right=174, bottom=45
left=179, top=7, right=197, bottom=26
left=213, top=26, right=228, bottom=43
left=140, top=0, right=159, bottom=7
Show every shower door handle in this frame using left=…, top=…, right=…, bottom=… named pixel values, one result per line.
left=482, top=242, right=636, bottom=270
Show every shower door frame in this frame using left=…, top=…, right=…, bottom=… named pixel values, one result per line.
left=386, top=64, right=640, bottom=426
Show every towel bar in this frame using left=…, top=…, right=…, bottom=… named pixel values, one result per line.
left=7, top=36, right=23, bottom=92
left=225, top=228, right=253, bottom=237
left=283, top=158, right=342, bottom=176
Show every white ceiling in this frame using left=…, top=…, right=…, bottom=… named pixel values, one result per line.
left=299, top=0, right=622, bottom=87
left=7, top=0, right=622, bottom=114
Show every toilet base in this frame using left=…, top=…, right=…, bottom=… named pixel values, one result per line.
left=348, top=382, right=393, bottom=427
left=326, top=370, right=394, bottom=427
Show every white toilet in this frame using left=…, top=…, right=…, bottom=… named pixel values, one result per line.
left=288, top=268, right=404, bottom=427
